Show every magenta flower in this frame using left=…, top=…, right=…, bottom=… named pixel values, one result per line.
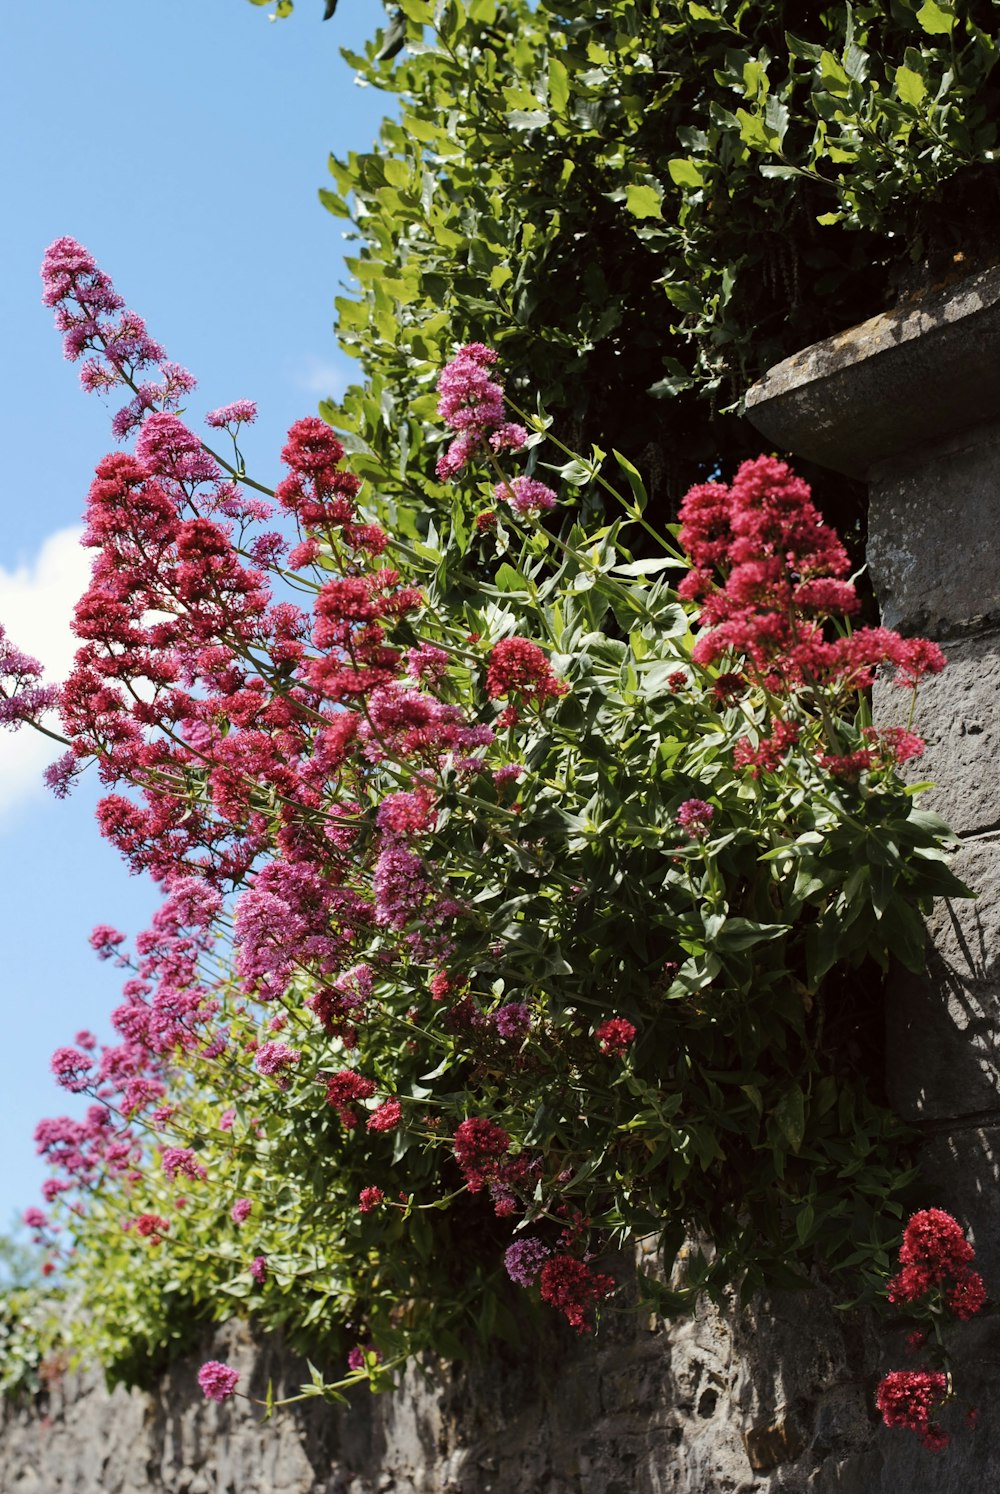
left=161, top=1146, right=207, bottom=1182
left=434, top=344, right=526, bottom=480
left=494, top=476, right=557, bottom=520
left=254, top=1041, right=301, bottom=1086
left=676, top=799, right=714, bottom=838
left=50, top=1047, right=94, bottom=1093
left=205, top=400, right=257, bottom=429
left=494, top=1003, right=531, bottom=1040
left=197, top=1360, right=240, bottom=1402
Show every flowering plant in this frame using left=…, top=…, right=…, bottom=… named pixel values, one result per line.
left=876, top=1210, right=986, bottom=1452
left=3, top=240, right=969, bottom=1398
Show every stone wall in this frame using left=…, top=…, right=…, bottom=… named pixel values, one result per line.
left=748, top=264, right=1000, bottom=1487
left=4, top=270, right=1000, bottom=1493
left=1, top=1287, right=883, bottom=1494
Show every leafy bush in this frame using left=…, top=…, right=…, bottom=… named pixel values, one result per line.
left=3, top=241, right=966, bottom=1395
left=253, top=0, right=1000, bottom=527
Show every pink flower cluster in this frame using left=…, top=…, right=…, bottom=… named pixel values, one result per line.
left=435, top=344, right=526, bottom=480
left=0, top=625, right=60, bottom=730
left=493, top=476, right=557, bottom=521
left=42, top=237, right=196, bottom=440
left=678, top=457, right=945, bottom=695
left=197, top=1360, right=240, bottom=1402
left=676, top=799, right=714, bottom=838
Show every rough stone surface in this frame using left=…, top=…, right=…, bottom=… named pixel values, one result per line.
left=5, top=1295, right=1000, bottom=1492
left=743, top=264, right=1000, bottom=479
left=0, top=1293, right=887, bottom=1494
left=866, top=422, right=1000, bottom=635
left=886, top=835, right=1000, bottom=1125
left=916, top=1123, right=1000, bottom=1285
left=872, top=629, right=1000, bottom=837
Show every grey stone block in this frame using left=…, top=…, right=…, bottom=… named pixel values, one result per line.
left=872, top=629, right=1000, bottom=837
left=887, top=835, right=1000, bottom=1123
left=866, top=421, right=1000, bottom=635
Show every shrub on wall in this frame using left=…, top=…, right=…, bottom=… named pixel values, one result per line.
left=0, top=241, right=966, bottom=1399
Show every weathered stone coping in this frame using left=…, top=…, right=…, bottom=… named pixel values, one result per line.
left=744, top=265, right=1000, bottom=479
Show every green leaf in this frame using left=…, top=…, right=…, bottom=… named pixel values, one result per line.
left=495, top=563, right=528, bottom=593
left=773, top=1085, right=806, bottom=1153
left=647, top=359, right=694, bottom=398
left=507, top=109, right=550, bottom=131
left=548, top=56, right=570, bottom=114
left=624, top=184, right=663, bottom=220
left=612, top=450, right=648, bottom=512
left=667, top=159, right=705, bottom=190
left=916, top=0, right=956, bottom=34
left=796, top=1203, right=815, bottom=1246
left=895, top=67, right=926, bottom=106
left=818, top=50, right=851, bottom=96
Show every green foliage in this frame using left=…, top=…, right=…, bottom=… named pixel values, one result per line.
left=0, top=1230, right=59, bottom=1396
left=297, top=0, right=1000, bottom=518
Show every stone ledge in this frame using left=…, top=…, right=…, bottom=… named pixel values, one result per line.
left=743, top=265, right=1000, bottom=479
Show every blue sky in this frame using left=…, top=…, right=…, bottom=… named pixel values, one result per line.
left=0, top=0, right=392, bottom=1227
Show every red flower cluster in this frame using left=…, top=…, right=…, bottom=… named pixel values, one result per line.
left=733, top=720, right=800, bottom=777
left=132, top=1213, right=170, bottom=1246
left=876, top=1371, right=949, bottom=1451
left=595, top=1018, right=636, bottom=1056
left=678, top=457, right=945, bottom=695
left=452, top=1117, right=512, bottom=1191
left=538, top=1254, right=615, bottom=1333
left=325, top=1071, right=377, bottom=1128
left=367, top=1097, right=403, bottom=1133
left=877, top=1210, right=986, bottom=1452
left=486, top=638, right=568, bottom=728
left=888, top=1208, right=985, bottom=1318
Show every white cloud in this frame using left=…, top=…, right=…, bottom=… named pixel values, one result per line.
left=0, top=527, right=90, bottom=826
left=290, top=355, right=353, bottom=400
